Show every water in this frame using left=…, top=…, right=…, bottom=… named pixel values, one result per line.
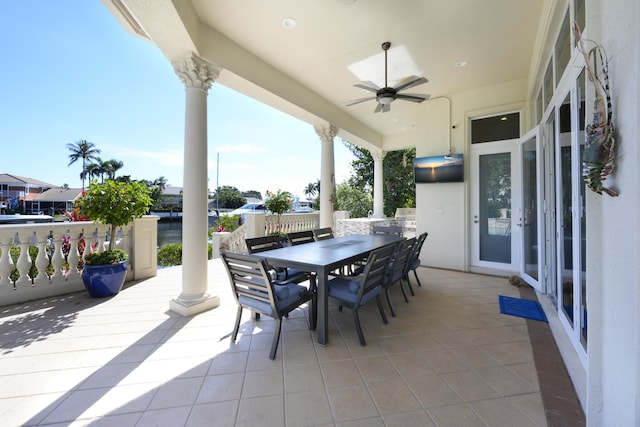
left=157, top=221, right=182, bottom=246
left=157, top=217, right=219, bottom=247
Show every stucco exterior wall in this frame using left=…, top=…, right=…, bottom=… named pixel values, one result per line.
left=587, top=0, right=640, bottom=423
left=413, top=80, right=527, bottom=271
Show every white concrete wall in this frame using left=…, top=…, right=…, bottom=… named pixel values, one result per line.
left=412, top=81, right=527, bottom=271
left=587, top=0, right=640, bottom=424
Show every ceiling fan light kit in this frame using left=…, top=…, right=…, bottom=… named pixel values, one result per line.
left=346, top=41, right=430, bottom=113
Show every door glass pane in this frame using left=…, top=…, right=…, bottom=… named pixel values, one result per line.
left=578, top=68, right=587, bottom=348
left=555, top=11, right=571, bottom=84
left=471, top=113, right=520, bottom=144
left=479, top=153, right=511, bottom=263
left=558, top=92, right=574, bottom=328
left=544, top=60, right=554, bottom=108
left=523, top=137, right=538, bottom=280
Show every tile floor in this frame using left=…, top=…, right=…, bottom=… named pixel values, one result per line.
left=0, top=260, right=584, bottom=426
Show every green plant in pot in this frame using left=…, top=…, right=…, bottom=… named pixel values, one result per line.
left=77, top=179, right=152, bottom=297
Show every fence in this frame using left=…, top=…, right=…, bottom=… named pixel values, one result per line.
left=0, top=216, right=158, bottom=306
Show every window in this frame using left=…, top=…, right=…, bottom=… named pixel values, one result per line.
left=471, top=113, right=520, bottom=144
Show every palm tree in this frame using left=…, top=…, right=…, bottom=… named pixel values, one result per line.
left=103, top=159, right=124, bottom=180
left=153, top=176, right=168, bottom=192
left=66, top=139, right=101, bottom=189
left=304, top=180, right=320, bottom=198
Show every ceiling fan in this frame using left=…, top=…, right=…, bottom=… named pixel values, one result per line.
left=345, top=41, right=430, bottom=113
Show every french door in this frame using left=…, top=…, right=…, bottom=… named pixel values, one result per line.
left=470, top=140, right=521, bottom=273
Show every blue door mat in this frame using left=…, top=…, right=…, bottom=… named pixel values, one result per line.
left=499, top=295, right=548, bottom=322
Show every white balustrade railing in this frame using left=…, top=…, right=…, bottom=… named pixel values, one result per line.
left=213, top=212, right=320, bottom=257
left=0, top=216, right=158, bottom=307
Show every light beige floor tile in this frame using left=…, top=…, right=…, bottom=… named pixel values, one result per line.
left=147, top=377, right=204, bottom=409
left=285, top=389, right=333, bottom=427
left=327, top=384, right=379, bottom=422
left=427, top=403, right=486, bottom=427
left=187, top=400, right=239, bottom=427
left=368, top=378, right=423, bottom=415
left=507, top=393, right=548, bottom=426
left=404, top=374, right=462, bottom=408
left=207, top=351, right=248, bottom=375
left=420, top=348, right=467, bottom=373
left=241, top=369, right=284, bottom=398
left=284, top=363, right=325, bottom=393
left=321, top=359, right=363, bottom=388
left=476, top=365, right=538, bottom=397
left=387, top=352, right=436, bottom=378
left=440, top=370, right=501, bottom=402
left=470, top=397, right=538, bottom=426
left=196, top=372, right=244, bottom=403
left=383, top=410, right=436, bottom=427
left=236, top=395, right=284, bottom=427
left=135, top=405, right=192, bottom=427
left=354, top=355, right=398, bottom=382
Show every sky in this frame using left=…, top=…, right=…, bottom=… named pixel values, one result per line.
left=0, top=1, right=355, bottom=201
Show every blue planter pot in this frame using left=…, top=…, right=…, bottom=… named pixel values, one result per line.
left=81, top=261, right=128, bottom=298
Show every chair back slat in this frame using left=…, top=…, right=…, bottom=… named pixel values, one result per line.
left=312, top=227, right=334, bottom=241
left=245, top=235, right=283, bottom=253
left=222, top=252, right=276, bottom=308
left=387, top=239, right=413, bottom=284
left=287, top=230, right=315, bottom=246
left=359, top=244, right=396, bottom=296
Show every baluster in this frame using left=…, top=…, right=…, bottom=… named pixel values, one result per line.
left=66, top=230, right=80, bottom=280
left=50, top=230, right=65, bottom=281
left=33, top=231, right=50, bottom=285
left=0, top=236, right=14, bottom=287
left=15, top=233, right=33, bottom=287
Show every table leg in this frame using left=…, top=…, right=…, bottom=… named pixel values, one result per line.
left=317, top=267, right=329, bottom=345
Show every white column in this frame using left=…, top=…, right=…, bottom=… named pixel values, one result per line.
left=314, top=125, right=338, bottom=228
left=371, top=149, right=386, bottom=218
left=169, top=54, right=221, bottom=316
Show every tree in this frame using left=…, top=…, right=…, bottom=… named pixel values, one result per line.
left=103, top=159, right=124, bottom=180
left=304, top=180, right=320, bottom=198
left=345, top=142, right=415, bottom=217
left=211, top=186, right=246, bottom=209
left=152, top=176, right=168, bottom=192
left=66, top=139, right=101, bottom=189
left=242, top=190, right=262, bottom=200
left=335, top=180, right=373, bottom=218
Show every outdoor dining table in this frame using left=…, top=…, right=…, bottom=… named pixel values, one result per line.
left=259, top=233, right=404, bottom=345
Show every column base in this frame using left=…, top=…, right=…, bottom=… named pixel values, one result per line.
left=169, top=293, right=220, bottom=317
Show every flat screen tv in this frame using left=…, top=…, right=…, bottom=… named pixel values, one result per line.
left=414, top=154, right=464, bottom=183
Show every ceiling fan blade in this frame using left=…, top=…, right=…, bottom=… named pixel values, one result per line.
left=382, top=103, right=391, bottom=113
left=393, top=76, right=428, bottom=92
left=374, top=103, right=384, bottom=113
left=396, top=93, right=430, bottom=103
left=345, top=96, right=376, bottom=106
left=354, top=81, right=379, bottom=93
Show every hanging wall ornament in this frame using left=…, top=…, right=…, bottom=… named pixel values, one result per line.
left=574, top=22, right=619, bottom=197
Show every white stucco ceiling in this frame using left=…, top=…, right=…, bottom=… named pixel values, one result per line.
left=104, top=0, right=543, bottom=149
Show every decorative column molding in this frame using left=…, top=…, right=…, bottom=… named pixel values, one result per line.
left=314, top=124, right=338, bottom=228
left=170, top=53, right=221, bottom=317
left=371, top=149, right=386, bottom=218
left=173, top=54, right=220, bottom=91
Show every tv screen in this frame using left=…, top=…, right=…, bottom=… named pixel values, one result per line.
left=414, top=154, right=464, bottom=183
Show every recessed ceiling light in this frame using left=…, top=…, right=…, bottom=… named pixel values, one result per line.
left=455, top=61, right=467, bottom=68
left=282, top=17, right=297, bottom=29
left=500, top=116, right=508, bottom=121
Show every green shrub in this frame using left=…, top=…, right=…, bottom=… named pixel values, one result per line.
left=157, top=243, right=213, bottom=267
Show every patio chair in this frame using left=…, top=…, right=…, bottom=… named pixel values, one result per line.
left=327, top=244, right=396, bottom=345
left=404, top=232, right=428, bottom=295
left=371, top=225, right=403, bottom=236
left=221, top=252, right=316, bottom=360
left=286, top=230, right=315, bottom=246
left=312, top=227, right=334, bottom=241
left=382, top=239, right=414, bottom=316
left=245, top=235, right=309, bottom=285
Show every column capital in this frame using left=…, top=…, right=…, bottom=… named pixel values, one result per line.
left=314, top=124, right=339, bottom=143
left=173, top=54, right=221, bottom=91
left=371, top=149, right=386, bottom=162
